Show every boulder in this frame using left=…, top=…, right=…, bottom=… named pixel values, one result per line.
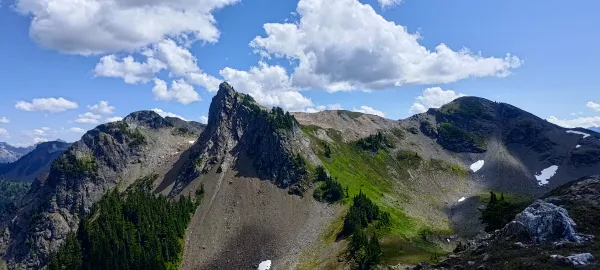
left=510, top=200, right=585, bottom=243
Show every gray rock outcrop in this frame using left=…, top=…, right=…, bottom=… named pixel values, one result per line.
left=503, top=200, right=588, bottom=243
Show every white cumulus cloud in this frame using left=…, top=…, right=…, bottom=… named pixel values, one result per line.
left=251, top=0, right=522, bottom=92
left=587, top=101, right=600, bottom=112
left=220, top=62, right=313, bottom=111
left=75, top=112, right=102, bottom=124
left=409, top=87, right=466, bottom=114
left=378, top=0, right=402, bottom=8
left=0, top=117, right=9, bottom=124
left=95, top=39, right=221, bottom=91
left=69, top=127, right=86, bottom=133
left=152, top=78, right=200, bottom=104
left=547, top=116, right=600, bottom=129
left=151, top=108, right=187, bottom=120
left=199, top=116, right=208, bottom=124
left=15, top=0, right=240, bottom=55
left=16, top=97, right=78, bottom=112
left=88, top=101, right=115, bottom=115
left=353, top=106, right=385, bottom=117
left=94, top=55, right=166, bottom=84
left=0, top=128, right=8, bottom=137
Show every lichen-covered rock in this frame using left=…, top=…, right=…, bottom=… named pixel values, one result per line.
left=509, top=200, right=585, bottom=243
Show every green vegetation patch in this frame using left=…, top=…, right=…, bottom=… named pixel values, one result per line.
left=48, top=176, right=200, bottom=270
left=427, top=159, right=468, bottom=177
left=479, top=191, right=532, bottom=232
left=300, top=125, right=447, bottom=266
left=51, top=152, right=98, bottom=178
left=396, top=151, right=422, bottom=170
left=313, top=166, right=346, bottom=203
left=171, top=127, right=195, bottom=136
left=437, top=123, right=486, bottom=153
left=338, top=110, right=363, bottom=119
left=0, top=178, right=30, bottom=214
left=355, top=132, right=394, bottom=153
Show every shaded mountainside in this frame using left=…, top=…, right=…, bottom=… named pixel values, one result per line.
left=0, top=141, right=71, bottom=182
left=419, top=175, right=600, bottom=270
left=0, top=112, right=204, bottom=269
left=0, top=143, right=35, bottom=164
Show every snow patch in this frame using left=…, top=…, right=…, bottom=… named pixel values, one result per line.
left=566, top=130, right=590, bottom=138
left=576, top=145, right=581, bottom=149
left=258, top=260, right=272, bottom=270
left=535, top=165, right=559, bottom=186
left=188, top=140, right=195, bottom=144
left=458, top=197, right=466, bottom=202
left=470, top=160, right=485, bottom=172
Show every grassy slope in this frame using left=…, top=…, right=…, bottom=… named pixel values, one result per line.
left=299, top=125, right=460, bottom=266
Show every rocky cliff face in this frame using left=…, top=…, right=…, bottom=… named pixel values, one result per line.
left=171, top=82, right=318, bottom=196
left=0, top=141, right=71, bottom=182
left=0, top=144, right=35, bottom=164
left=0, top=112, right=203, bottom=269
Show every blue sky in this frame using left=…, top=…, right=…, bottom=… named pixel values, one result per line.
left=0, top=0, right=599, bottom=146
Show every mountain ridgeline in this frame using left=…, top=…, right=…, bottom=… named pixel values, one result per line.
left=0, top=82, right=599, bottom=269
left=0, top=141, right=71, bottom=183
left=0, top=143, right=35, bottom=164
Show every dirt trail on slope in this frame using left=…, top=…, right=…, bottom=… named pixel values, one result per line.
left=179, top=155, right=337, bottom=270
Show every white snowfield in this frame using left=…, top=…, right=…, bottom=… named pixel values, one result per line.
left=535, top=165, right=559, bottom=186
left=576, top=145, right=581, bottom=148
left=470, top=160, right=485, bottom=172
left=566, top=130, right=590, bottom=138
left=258, top=260, right=272, bottom=270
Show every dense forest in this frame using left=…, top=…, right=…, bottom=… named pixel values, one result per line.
left=48, top=176, right=202, bottom=270
left=0, top=178, right=30, bottom=214
left=342, top=191, right=390, bottom=269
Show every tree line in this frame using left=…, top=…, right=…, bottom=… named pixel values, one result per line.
left=47, top=177, right=203, bottom=270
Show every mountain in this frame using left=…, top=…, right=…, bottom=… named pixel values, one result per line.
left=0, top=141, right=71, bottom=182
left=588, top=126, right=600, bottom=133
left=0, top=113, right=205, bottom=269
left=2, top=82, right=600, bottom=269
left=0, top=143, right=35, bottom=164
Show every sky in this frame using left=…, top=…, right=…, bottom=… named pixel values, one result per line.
left=0, top=0, right=599, bottom=146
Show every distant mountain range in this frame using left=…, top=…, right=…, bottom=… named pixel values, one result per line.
left=0, top=141, right=71, bottom=182
left=0, top=143, right=35, bottom=164
left=587, top=126, right=600, bottom=133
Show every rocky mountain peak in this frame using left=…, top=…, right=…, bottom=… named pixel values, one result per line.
left=171, top=82, right=317, bottom=195
left=123, top=110, right=172, bottom=129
